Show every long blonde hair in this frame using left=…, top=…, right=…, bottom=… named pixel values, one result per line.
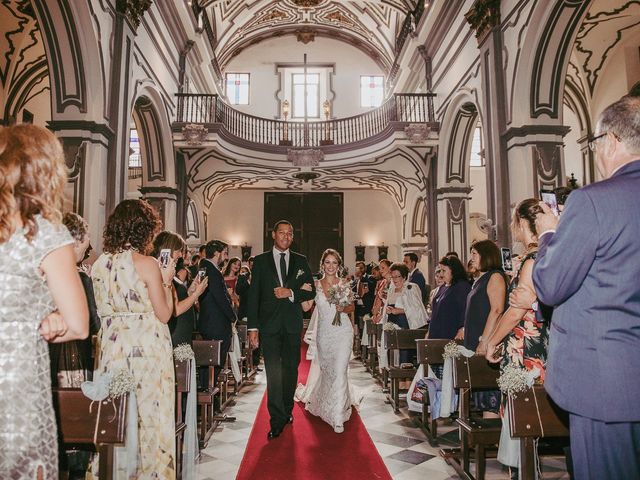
left=0, top=125, right=67, bottom=243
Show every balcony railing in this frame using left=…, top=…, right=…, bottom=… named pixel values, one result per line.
left=175, top=93, right=435, bottom=148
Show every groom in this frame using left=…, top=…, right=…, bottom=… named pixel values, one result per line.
left=247, top=220, right=316, bottom=439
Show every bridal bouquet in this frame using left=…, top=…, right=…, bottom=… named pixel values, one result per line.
left=327, top=280, right=354, bottom=326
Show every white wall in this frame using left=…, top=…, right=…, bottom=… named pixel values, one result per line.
left=562, top=104, right=584, bottom=185
left=343, top=190, right=403, bottom=271
left=206, top=189, right=403, bottom=271
left=224, top=35, right=385, bottom=119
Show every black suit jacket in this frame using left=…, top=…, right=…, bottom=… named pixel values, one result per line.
left=246, top=250, right=315, bottom=334
left=198, top=259, right=236, bottom=340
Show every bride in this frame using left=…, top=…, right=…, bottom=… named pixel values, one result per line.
left=295, top=248, right=356, bottom=433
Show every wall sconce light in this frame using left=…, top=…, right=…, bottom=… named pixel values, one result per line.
left=355, top=244, right=365, bottom=262
left=241, top=244, right=252, bottom=262
left=378, top=244, right=388, bottom=261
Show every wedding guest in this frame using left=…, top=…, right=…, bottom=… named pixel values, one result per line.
left=363, top=264, right=380, bottom=316
left=426, top=266, right=444, bottom=321
left=464, top=240, right=507, bottom=354
left=0, top=124, right=89, bottom=480
left=50, top=212, right=101, bottom=388
left=198, top=240, right=236, bottom=388
left=92, top=199, right=175, bottom=478
left=152, top=231, right=208, bottom=346
left=223, top=256, right=242, bottom=307
left=485, top=198, right=546, bottom=478
left=464, top=240, right=507, bottom=415
left=403, top=252, right=428, bottom=303
left=427, top=255, right=470, bottom=341
left=533, top=96, right=640, bottom=479
left=372, top=259, right=392, bottom=323
left=49, top=212, right=100, bottom=479
left=383, top=263, right=428, bottom=362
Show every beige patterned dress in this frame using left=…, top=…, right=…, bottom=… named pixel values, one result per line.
left=92, top=250, right=175, bottom=479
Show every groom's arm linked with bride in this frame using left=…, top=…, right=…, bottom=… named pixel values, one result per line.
left=245, top=221, right=315, bottom=438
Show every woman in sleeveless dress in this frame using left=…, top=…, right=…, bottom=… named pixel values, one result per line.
left=296, top=249, right=356, bottom=433
left=485, top=199, right=550, bottom=479
left=91, top=200, right=176, bottom=479
left=0, top=125, right=88, bottom=480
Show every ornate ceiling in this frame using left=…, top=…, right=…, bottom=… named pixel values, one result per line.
left=201, top=0, right=423, bottom=73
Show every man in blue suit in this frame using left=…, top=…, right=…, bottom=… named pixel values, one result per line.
left=403, top=252, right=428, bottom=304
left=532, top=95, right=640, bottom=479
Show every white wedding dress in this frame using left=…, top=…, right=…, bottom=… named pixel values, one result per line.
left=295, top=284, right=356, bottom=432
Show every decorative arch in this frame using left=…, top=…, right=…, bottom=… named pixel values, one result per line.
left=510, top=0, right=591, bottom=124
left=411, top=197, right=427, bottom=237
left=437, top=91, right=482, bottom=188
left=185, top=199, right=201, bottom=240
left=131, top=87, right=175, bottom=187
left=31, top=0, right=105, bottom=117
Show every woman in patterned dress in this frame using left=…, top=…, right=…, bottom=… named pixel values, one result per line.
left=485, top=198, right=550, bottom=478
left=0, top=125, right=89, bottom=480
left=92, top=199, right=176, bottom=479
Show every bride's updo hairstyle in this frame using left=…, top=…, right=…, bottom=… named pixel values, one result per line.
left=320, top=248, right=345, bottom=277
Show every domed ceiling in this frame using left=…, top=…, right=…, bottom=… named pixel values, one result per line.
left=197, top=0, right=424, bottom=73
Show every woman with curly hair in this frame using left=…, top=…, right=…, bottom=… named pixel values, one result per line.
left=91, top=199, right=176, bottom=479
left=0, top=124, right=88, bottom=480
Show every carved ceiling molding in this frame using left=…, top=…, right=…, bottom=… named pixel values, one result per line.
left=212, top=1, right=402, bottom=74
left=182, top=145, right=426, bottom=211
left=574, top=1, right=640, bottom=95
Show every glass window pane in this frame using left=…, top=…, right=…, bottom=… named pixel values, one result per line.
left=225, top=73, right=249, bottom=105
left=361, top=75, right=384, bottom=107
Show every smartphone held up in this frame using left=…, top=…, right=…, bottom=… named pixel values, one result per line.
left=159, top=248, right=171, bottom=268
left=540, top=189, right=560, bottom=217
left=501, top=247, right=513, bottom=273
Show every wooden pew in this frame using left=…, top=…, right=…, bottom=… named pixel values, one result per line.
left=192, top=340, right=222, bottom=448
left=236, top=324, right=256, bottom=383
left=54, top=388, right=128, bottom=480
left=508, top=385, right=569, bottom=480
left=443, top=355, right=501, bottom=480
left=174, top=358, right=191, bottom=478
left=373, top=322, right=383, bottom=381
left=415, top=338, right=461, bottom=443
left=384, top=329, right=426, bottom=412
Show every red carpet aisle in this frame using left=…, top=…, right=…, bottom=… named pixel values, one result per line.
left=236, top=343, right=392, bottom=480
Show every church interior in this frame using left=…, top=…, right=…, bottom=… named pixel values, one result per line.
left=1, top=0, right=639, bottom=479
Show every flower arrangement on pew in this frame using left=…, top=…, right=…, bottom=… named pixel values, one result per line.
left=497, top=363, right=540, bottom=398
left=174, top=343, right=195, bottom=362
left=443, top=340, right=462, bottom=360
left=383, top=321, right=400, bottom=331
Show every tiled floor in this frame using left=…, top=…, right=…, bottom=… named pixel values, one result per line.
left=196, top=358, right=570, bottom=479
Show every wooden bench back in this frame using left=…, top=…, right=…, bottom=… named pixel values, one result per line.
left=174, top=359, right=191, bottom=394
left=453, top=355, right=500, bottom=390
left=384, top=329, right=425, bottom=349
left=193, top=340, right=222, bottom=367
left=508, top=385, right=569, bottom=438
left=416, top=339, right=461, bottom=364
left=53, top=388, right=127, bottom=447
left=373, top=322, right=383, bottom=337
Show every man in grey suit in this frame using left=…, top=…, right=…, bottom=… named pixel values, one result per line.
left=532, top=95, right=640, bottom=479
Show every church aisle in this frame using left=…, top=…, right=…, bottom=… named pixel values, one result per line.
left=195, top=354, right=570, bottom=480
